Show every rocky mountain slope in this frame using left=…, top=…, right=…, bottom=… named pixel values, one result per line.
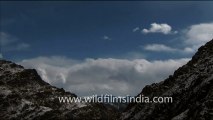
left=0, top=60, right=119, bottom=120
left=122, top=39, right=213, bottom=120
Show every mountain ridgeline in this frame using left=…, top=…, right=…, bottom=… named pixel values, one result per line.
left=0, top=61, right=119, bottom=119
left=0, top=39, right=213, bottom=120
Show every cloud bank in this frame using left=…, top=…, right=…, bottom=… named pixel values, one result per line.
left=19, top=56, right=189, bottom=96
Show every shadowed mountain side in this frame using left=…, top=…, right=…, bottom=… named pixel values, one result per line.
left=122, top=39, right=213, bottom=120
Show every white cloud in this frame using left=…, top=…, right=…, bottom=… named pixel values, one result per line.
left=175, top=23, right=213, bottom=54
left=0, top=32, right=30, bottom=51
left=144, top=44, right=178, bottom=52
left=185, top=23, right=213, bottom=45
left=143, top=43, right=197, bottom=54
left=19, top=56, right=189, bottom=96
left=182, top=23, right=213, bottom=53
left=102, top=35, right=111, bottom=40
left=133, top=27, right=140, bottom=32
left=142, top=23, right=177, bottom=35
left=143, top=23, right=213, bottom=54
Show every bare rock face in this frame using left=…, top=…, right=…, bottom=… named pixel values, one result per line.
left=122, top=39, right=213, bottom=120
left=0, top=60, right=120, bottom=120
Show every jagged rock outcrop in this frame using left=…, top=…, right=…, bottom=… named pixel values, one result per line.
left=122, top=39, right=213, bottom=120
left=0, top=60, right=119, bottom=120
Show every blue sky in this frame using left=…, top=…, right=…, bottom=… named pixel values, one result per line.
left=1, top=1, right=213, bottom=96
left=1, top=1, right=213, bottom=60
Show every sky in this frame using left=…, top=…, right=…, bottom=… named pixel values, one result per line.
left=1, top=1, right=213, bottom=96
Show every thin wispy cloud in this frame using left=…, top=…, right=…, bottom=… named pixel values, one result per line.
left=133, top=27, right=140, bottom=32
left=143, top=44, right=195, bottom=54
left=102, top=35, right=111, bottom=40
left=0, top=32, right=30, bottom=52
left=0, top=53, right=3, bottom=59
left=0, top=32, right=17, bottom=46
left=144, top=44, right=178, bottom=52
left=16, top=43, right=30, bottom=50
left=0, top=18, right=15, bottom=26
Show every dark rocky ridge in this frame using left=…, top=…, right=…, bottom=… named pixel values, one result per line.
left=122, top=39, right=213, bottom=120
left=0, top=60, right=120, bottom=119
